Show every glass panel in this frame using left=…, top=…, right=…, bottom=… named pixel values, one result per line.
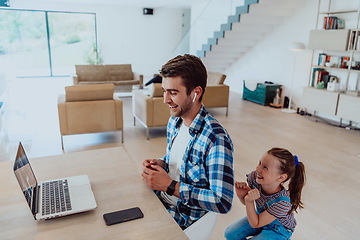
left=0, top=10, right=50, bottom=77
left=0, top=10, right=97, bottom=77
left=48, top=12, right=97, bottom=76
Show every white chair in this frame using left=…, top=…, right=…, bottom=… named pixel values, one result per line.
left=184, top=212, right=219, bottom=240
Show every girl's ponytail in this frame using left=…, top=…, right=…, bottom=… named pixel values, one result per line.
left=288, top=161, right=306, bottom=213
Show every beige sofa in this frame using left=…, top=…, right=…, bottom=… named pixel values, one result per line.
left=73, top=64, right=143, bottom=91
left=58, top=83, right=123, bottom=149
left=202, top=72, right=229, bottom=116
left=132, top=83, right=170, bottom=139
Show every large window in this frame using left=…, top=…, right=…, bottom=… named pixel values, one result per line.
left=0, top=9, right=97, bottom=77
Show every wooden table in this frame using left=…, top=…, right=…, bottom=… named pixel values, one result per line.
left=0, top=147, right=187, bottom=239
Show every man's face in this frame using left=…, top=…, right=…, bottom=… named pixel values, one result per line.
left=162, top=76, right=194, bottom=118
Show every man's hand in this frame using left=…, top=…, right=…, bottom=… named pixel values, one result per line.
left=142, top=159, right=165, bottom=170
left=244, top=189, right=260, bottom=202
left=141, top=163, right=172, bottom=192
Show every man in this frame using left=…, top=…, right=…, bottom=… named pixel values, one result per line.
left=141, top=54, right=234, bottom=229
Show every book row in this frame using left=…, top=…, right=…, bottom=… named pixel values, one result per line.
left=323, top=16, right=345, bottom=30
left=311, top=68, right=340, bottom=91
left=317, top=53, right=349, bottom=68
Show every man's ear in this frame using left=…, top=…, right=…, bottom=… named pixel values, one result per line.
left=193, top=86, right=203, bottom=99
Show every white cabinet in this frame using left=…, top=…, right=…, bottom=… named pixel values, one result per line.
left=337, top=94, right=360, bottom=122
left=303, top=87, right=339, bottom=115
left=308, top=29, right=350, bottom=51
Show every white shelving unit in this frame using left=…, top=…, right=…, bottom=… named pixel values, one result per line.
left=304, top=0, right=360, bottom=123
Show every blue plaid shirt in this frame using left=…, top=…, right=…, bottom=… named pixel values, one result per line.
left=160, top=106, right=234, bottom=228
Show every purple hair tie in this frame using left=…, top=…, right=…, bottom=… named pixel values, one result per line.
left=294, top=155, right=299, bottom=166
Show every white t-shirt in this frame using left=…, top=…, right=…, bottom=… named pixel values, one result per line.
left=161, top=121, right=191, bottom=206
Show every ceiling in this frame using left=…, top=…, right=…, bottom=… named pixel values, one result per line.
left=37, top=0, right=193, bottom=8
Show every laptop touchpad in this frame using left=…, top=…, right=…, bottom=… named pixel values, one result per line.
left=70, top=184, right=97, bottom=209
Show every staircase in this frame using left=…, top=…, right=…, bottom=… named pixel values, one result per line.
left=197, top=0, right=305, bottom=72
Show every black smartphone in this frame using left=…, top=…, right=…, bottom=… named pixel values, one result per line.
left=103, top=207, right=144, bottom=226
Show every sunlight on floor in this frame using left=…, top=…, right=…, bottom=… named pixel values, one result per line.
left=0, top=77, right=72, bottom=160
left=0, top=77, right=149, bottom=161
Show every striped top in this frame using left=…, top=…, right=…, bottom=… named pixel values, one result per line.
left=247, top=171, right=297, bottom=231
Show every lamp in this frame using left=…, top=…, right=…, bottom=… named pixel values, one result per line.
left=282, top=42, right=305, bottom=113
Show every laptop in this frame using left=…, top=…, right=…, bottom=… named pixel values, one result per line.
left=13, top=142, right=97, bottom=220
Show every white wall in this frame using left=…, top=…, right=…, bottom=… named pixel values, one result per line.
left=223, top=0, right=317, bottom=109
left=94, top=6, right=184, bottom=76
left=9, top=0, right=186, bottom=77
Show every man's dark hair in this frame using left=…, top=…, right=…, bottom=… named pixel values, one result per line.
left=160, top=54, right=207, bottom=101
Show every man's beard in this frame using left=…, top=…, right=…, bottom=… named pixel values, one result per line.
left=170, top=97, right=192, bottom=118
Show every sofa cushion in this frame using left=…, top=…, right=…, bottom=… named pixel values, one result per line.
left=65, top=100, right=117, bottom=134
left=207, top=72, right=226, bottom=86
left=76, top=65, right=105, bottom=82
left=66, top=84, right=114, bottom=102
left=105, top=64, right=133, bottom=81
left=149, top=83, right=163, bottom=97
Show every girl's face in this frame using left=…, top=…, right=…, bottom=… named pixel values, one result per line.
left=255, top=153, right=287, bottom=187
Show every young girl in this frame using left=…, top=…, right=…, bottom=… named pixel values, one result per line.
left=225, top=147, right=306, bottom=240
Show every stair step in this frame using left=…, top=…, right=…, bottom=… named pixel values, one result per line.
left=228, top=15, right=240, bottom=24
left=235, top=5, right=250, bottom=15
left=197, top=0, right=304, bottom=72
left=214, top=30, right=225, bottom=39
left=202, top=44, right=211, bottom=51
left=220, top=23, right=232, bottom=32
left=207, top=38, right=217, bottom=45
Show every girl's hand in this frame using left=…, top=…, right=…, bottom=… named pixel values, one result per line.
left=244, top=189, right=260, bottom=202
left=234, top=181, right=251, bottom=199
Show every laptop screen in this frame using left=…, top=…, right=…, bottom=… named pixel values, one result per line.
left=13, top=142, right=38, bottom=215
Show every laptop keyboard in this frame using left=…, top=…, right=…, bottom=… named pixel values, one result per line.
left=41, top=180, right=72, bottom=216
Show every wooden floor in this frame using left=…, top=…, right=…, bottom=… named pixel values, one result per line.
left=1, top=77, right=360, bottom=239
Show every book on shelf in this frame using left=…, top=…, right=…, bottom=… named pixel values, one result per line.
left=349, top=30, right=358, bottom=50
left=357, top=35, right=360, bottom=50
left=311, top=68, right=325, bottom=87
left=323, top=16, right=328, bottom=29
left=330, top=17, right=336, bottom=29
left=325, top=55, right=331, bottom=63
left=322, top=74, right=331, bottom=88
left=337, top=19, right=345, bottom=29
left=318, top=53, right=327, bottom=66
left=317, top=70, right=329, bottom=88
left=329, top=56, right=341, bottom=68
left=340, top=56, right=350, bottom=68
